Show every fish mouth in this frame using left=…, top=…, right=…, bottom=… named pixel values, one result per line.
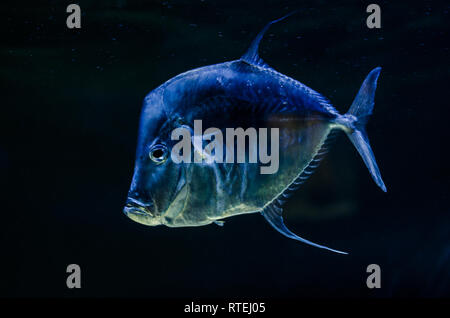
left=123, top=197, right=162, bottom=226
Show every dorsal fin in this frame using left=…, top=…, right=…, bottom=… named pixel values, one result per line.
left=261, top=130, right=348, bottom=255
left=241, top=11, right=297, bottom=68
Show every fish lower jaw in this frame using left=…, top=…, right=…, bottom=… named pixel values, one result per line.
left=123, top=207, right=162, bottom=226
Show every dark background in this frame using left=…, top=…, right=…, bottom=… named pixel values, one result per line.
left=0, top=0, right=449, bottom=298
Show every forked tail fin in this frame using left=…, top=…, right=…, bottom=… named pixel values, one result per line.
left=342, top=67, right=387, bottom=192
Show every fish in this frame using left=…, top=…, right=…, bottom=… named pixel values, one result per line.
left=123, top=13, right=386, bottom=254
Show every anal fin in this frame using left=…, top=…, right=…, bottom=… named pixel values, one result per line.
left=260, top=130, right=347, bottom=255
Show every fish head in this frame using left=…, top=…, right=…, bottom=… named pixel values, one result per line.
left=124, top=90, right=188, bottom=227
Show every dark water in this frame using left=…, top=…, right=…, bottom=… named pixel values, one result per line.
left=1, top=0, right=449, bottom=298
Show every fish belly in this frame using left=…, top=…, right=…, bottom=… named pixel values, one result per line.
left=166, top=116, right=332, bottom=227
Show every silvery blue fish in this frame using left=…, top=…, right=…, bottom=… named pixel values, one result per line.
left=124, top=14, right=386, bottom=254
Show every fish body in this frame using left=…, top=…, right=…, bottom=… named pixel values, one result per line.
left=124, top=14, right=386, bottom=254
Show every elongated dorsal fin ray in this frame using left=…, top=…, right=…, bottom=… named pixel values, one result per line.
left=260, top=130, right=348, bottom=255
left=241, top=11, right=297, bottom=68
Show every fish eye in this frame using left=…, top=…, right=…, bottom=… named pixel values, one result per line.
left=149, top=144, right=168, bottom=164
